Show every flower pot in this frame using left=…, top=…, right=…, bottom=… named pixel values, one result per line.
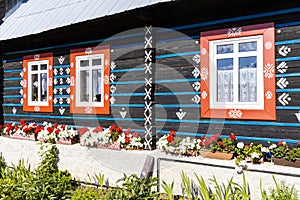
left=273, top=158, right=300, bottom=168
left=200, top=150, right=233, bottom=160
left=97, top=142, right=120, bottom=150
left=56, top=137, right=78, bottom=145
left=10, top=133, right=37, bottom=141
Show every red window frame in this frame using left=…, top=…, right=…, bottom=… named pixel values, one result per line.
left=200, top=22, right=276, bottom=120
left=23, top=52, right=53, bottom=112
left=70, top=46, right=110, bottom=114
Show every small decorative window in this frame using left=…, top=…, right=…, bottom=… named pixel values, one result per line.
left=23, top=53, right=53, bottom=112
left=200, top=23, right=275, bottom=120
left=70, top=46, right=110, bottom=114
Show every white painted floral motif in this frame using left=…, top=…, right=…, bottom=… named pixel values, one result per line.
left=110, top=61, right=116, bottom=70
left=104, top=75, right=110, bottom=85
left=192, top=67, right=200, bottom=78
left=34, top=106, right=40, bottom=112
left=264, top=63, right=274, bottom=79
left=110, top=96, right=116, bottom=104
left=201, top=91, right=207, bottom=99
left=265, top=91, right=273, bottom=99
left=227, top=27, right=242, bottom=37
left=264, top=42, right=272, bottom=50
left=228, top=109, right=242, bottom=118
left=201, top=48, right=207, bottom=55
left=192, top=54, right=200, bottom=64
left=85, top=48, right=92, bottom=54
left=200, top=68, right=208, bottom=81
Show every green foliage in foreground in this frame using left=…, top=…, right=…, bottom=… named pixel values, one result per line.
left=0, top=143, right=298, bottom=199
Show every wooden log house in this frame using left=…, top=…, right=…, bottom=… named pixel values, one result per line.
left=0, top=0, right=300, bottom=149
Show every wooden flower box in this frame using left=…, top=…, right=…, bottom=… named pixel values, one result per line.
left=273, top=158, right=300, bottom=168
left=10, top=133, right=37, bottom=141
left=200, top=150, right=234, bottom=160
left=56, top=137, right=78, bottom=145
left=97, top=143, right=121, bottom=150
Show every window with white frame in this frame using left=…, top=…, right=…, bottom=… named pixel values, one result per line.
left=28, top=60, right=49, bottom=106
left=75, top=54, right=104, bottom=107
left=200, top=23, right=276, bottom=120
left=210, top=35, right=264, bottom=110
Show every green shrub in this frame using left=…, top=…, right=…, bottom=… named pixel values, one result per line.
left=106, top=174, right=158, bottom=200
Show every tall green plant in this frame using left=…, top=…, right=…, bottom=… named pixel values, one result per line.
left=161, top=180, right=174, bottom=200
left=181, top=171, right=192, bottom=199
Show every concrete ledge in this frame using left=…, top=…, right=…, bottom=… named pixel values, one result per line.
left=0, top=136, right=299, bottom=199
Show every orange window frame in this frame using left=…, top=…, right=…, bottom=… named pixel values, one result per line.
left=200, top=22, right=276, bottom=120
left=23, top=52, right=53, bottom=112
left=70, top=46, right=110, bottom=114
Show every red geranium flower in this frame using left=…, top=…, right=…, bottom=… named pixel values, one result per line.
left=93, top=126, right=104, bottom=133
left=278, top=140, right=285, bottom=146
left=77, top=127, right=89, bottom=135
left=217, top=141, right=223, bottom=147
left=200, top=135, right=206, bottom=140
left=55, top=129, right=60, bottom=134
left=298, top=141, right=300, bottom=147
left=20, top=119, right=26, bottom=127
left=229, top=132, right=236, bottom=140
left=116, top=126, right=123, bottom=134
left=132, top=132, right=139, bottom=138
left=210, top=133, right=220, bottom=142
left=124, top=128, right=131, bottom=136
left=199, top=141, right=204, bottom=147
left=60, top=124, right=66, bottom=129
left=125, top=137, right=131, bottom=144
left=47, top=127, right=54, bottom=133
left=110, top=124, right=116, bottom=132
left=204, top=139, right=211, bottom=147
left=169, top=131, right=176, bottom=136
left=166, top=135, right=174, bottom=143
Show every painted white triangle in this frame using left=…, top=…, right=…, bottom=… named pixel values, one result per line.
left=119, top=108, right=127, bottom=118
left=12, top=107, right=17, bottom=114
left=58, top=56, right=65, bottom=65
left=59, top=107, right=65, bottom=115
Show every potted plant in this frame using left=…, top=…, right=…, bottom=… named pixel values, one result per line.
left=9, top=120, right=39, bottom=141
left=270, top=141, right=300, bottom=167
left=117, top=129, right=143, bottom=150
left=200, top=133, right=236, bottom=160
left=56, top=124, right=79, bottom=145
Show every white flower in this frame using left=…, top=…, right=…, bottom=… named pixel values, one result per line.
left=282, top=141, right=286, bottom=145
left=237, top=142, right=244, bottom=149
left=269, top=144, right=277, bottom=150
left=261, top=147, right=269, bottom=153
left=251, top=152, right=260, bottom=159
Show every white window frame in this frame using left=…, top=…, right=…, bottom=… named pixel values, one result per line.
left=209, top=35, right=264, bottom=110
left=75, top=54, right=104, bottom=107
left=28, top=60, right=49, bottom=106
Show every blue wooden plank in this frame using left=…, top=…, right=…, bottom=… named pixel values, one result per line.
left=277, top=106, right=300, bottom=110
left=156, top=51, right=200, bottom=59
left=276, top=88, right=300, bottom=93
left=4, top=77, right=22, bottom=81
left=53, top=65, right=70, bottom=69
left=276, top=56, right=300, bottom=62
left=54, top=85, right=70, bottom=88
left=156, top=118, right=300, bottom=127
left=155, top=104, right=200, bottom=108
left=155, top=78, right=199, bottom=83
left=4, top=69, right=22, bottom=73
left=2, top=103, right=23, bottom=107
left=155, top=91, right=200, bottom=96
left=3, top=113, right=144, bottom=121
left=54, top=75, right=70, bottom=79
left=276, top=72, right=300, bottom=78
left=111, top=93, right=144, bottom=97
left=4, top=86, right=23, bottom=90
left=276, top=39, right=300, bottom=45
left=3, top=95, right=22, bottom=98
left=111, top=67, right=144, bottom=73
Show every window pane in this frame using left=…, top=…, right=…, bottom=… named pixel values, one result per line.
left=31, top=65, right=38, bottom=71
left=92, top=69, right=102, bottom=102
left=40, top=64, right=47, bottom=70
left=239, top=56, right=257, bottom=102
left=40, top=73, right=47, bottom=102
left=31, top=74, right=38, bottom=101
left=217, top=44, right=233, bottom=54
left=239, top=41, right=257, bottom=52
left=217, top=58, right=233, bottom=102
left=92, top=58, right=102, bottom=66
left=80, top=70, right=89, bottom=102
left=80, top=60, right=89, bottom=67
